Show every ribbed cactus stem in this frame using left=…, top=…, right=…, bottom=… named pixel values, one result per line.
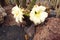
left=22, top=0, right=26, bottom=8
left=27, top=0, right=36, bottom=10
left=15, top=0, right=20, bottom=7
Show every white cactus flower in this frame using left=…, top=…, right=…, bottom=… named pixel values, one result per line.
left=12, top=5, right=24, bottom=23
left=30, top=5, right=48, bottom=25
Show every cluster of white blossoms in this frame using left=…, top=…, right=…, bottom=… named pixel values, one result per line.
left=12, top=5, right=48, bottom=25
left=30, top=5, right=48, bottom=25
left=12, top=5, right=24, bottom=23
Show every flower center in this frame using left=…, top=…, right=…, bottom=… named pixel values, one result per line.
left=35, top=11, right=41, bottom=17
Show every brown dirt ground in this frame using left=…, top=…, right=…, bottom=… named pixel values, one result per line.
left=33, top=17, right=60, bottom=40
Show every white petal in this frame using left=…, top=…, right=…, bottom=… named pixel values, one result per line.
left=40, top=12, right=48, bottom=22
left=39, top=6, right=46, bottom=12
